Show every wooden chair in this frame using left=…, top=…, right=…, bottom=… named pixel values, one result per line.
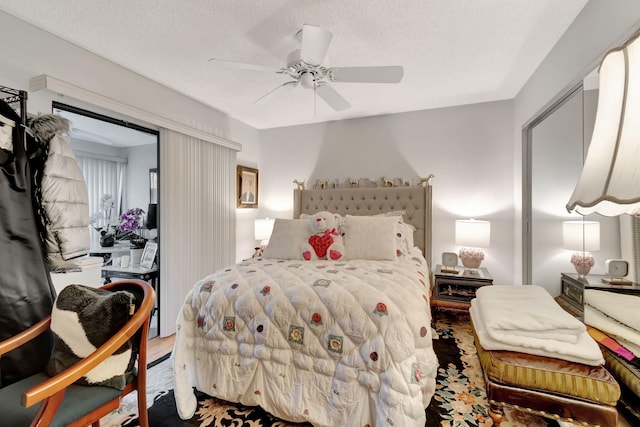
left=0, top=279, right=155, bottom=427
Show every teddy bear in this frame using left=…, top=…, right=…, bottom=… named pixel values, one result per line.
left=301, top=211, right=345, bottom=261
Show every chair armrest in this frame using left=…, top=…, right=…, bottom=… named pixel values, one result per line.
left=22, top=279, right=156, bottom=408
left=0, top=317, right=51, bottom=357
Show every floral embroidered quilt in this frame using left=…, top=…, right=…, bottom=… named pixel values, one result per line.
left=173, top=255, right=438, bottom=427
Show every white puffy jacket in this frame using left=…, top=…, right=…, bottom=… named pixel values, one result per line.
left=30, top=115, right=90, bottom=267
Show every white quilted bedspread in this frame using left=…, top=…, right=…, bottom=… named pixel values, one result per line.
left=173, top=255, right=438, bottom=427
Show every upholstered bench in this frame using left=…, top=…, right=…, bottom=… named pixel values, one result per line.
left=599, top=345, right=640, bottom=424
left=471, top=324, right=620, bottom=427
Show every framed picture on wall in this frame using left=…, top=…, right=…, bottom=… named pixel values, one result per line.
left=237, top=165, right=258, bottom=208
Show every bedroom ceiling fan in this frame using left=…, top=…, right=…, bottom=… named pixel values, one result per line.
left=208, top=24, right=404, bottom=112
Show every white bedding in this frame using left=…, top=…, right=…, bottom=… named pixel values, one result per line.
left=173, top=255, right=438, bottom=427
left=584, top=289, right=640, bottom=331
left=470, top=285, right=604, bottom=366
left=474, top=285, right=585, bottom=343
left=584, top=304, right=640, bottom=357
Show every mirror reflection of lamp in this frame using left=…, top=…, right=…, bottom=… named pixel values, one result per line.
left=253, top=218, right=275, bottom=258
left=455, top=219, right=491, bottom=272
left=567, top=32, right=640, bottom=216
left=562, top=220, right=600, bottom=279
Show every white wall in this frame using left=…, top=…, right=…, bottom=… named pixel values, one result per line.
left=258, top=100, right=515, bottom=286
left=126, top=143, right=158, bottom=213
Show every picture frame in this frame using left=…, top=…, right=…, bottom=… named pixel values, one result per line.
left=140, top=241, right=158, bottom=269
left=237, top=165, right=258, bottom=208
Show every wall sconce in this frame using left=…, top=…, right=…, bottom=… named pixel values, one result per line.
left=455, top=219, right=491, bottom=271
left=567, top=32, right=640, bottom=216
left=562, top=220, right=600, bottom=278
left=253, top=218, right=275, bottom=257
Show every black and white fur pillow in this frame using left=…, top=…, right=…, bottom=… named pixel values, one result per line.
left=46, top=284, right=137, bottom=390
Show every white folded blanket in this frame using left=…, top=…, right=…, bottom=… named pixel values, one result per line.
left=615, top=336, right=640, bottom=358
left=584, top=304, right=640, bottom=355
left=473, top=285, right=585, bottom=343
left=471, top=302, right=604, bottom=366
left=584, top=289, right=640, bottom=331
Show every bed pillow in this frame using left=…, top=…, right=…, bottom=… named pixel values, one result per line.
left=343, top=215, right=398, bottom=260
left=394, top=219, right=416, bottom=257
left=262, top=218, right=310, bottom=260
left=46, top=284, right=137, bottom=390
left=372, top=212, right=416, bottom=257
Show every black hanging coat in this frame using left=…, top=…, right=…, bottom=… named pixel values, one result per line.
left=0, top=99, right=55, bottom=386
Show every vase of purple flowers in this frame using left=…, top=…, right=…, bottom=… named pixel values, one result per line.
left=119, top=207, right=146, bottom=249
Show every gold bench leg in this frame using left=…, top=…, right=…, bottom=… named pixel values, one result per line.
left=488, top=401, right=506, bottom=426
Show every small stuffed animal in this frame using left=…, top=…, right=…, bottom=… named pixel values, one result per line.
left=301, top=211, right=344, bottom=261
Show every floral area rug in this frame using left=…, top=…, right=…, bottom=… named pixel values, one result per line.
left=100, top=312, right=572, bottom=427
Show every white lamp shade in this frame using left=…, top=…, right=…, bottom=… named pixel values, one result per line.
left=562, top=220, right=600, bottom=251
left=455, top=219, right=491, bottom=248
left=567, top=33, right=640, bottom=216
left=254, top=218, right=275, bottom=241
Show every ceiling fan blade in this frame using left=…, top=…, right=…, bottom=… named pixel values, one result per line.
left=300, top=24, right=332, bottom=66
left=329, top=66, right=404, bottom=83
left=208, top=58, right=280, bottom=73
left=316, top=84, right=350, bottom=111
left=254, top=81, right=298, bottom=105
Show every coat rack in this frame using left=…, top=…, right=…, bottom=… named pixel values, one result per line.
left=0, top=85, right=27, bottom=123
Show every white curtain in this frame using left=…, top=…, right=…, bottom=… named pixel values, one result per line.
left=76, top=155, right=127, bottom=247
left=159, top=129, right=237, bottom=336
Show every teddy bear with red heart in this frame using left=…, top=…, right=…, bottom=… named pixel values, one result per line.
left=301, top=211, right=344, bottom=261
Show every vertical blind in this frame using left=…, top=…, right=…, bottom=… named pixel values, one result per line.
left=76, top=156, right=127, bottom=247
left=159, top=129, right=236, bottom=336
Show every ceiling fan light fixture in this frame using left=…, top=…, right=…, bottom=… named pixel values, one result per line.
left=208, top=24, right=404, bottom=112
left=300, top=72, right=315, bottom=89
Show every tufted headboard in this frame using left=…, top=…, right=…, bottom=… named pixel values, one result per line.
left=293, top=185, right=433, bottom=268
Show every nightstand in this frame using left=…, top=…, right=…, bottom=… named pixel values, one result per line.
left=432, top=265, right=493, bottom=311
left=558, top=272, right=640, bottom=316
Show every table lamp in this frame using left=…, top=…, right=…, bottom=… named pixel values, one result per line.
left=253, top=218, right=275, bottom=257
left=562, top=220, right=600, bottom=278
left=455, top=219, right=491, bottom=271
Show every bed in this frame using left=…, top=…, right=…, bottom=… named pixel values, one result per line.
left=173, top=184, right=438, bottom=427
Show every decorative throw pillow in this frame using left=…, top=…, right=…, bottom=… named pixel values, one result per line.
left=372, top=212, right=415, bottom=258
left=394, top=219, right=416, bottom=258
left=343, top=215, right=398, bottom=260
left=46, top=284, right=137, bottom=390
left=262, top=218, right=310, bottom=260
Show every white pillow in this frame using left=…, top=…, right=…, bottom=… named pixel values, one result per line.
left=372, top=212, right=416, bottom=258
left=262, top=219, right=309, bottom=260
left=343, top=215, right=398, bottom=260
left=395, top=219, right=416, bottom=257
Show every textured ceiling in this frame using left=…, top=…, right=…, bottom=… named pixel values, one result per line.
left=0, top=0, right=588, bottom=130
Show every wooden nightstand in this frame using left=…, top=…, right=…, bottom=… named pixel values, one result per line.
left=432, top=265, right=493, bottom=311
left=558, top=272, right=640, bottom=317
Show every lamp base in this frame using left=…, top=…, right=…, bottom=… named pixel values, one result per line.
left=459, top=247, right=484, bottom=269
left=571, top=251, right=595, bottom=279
